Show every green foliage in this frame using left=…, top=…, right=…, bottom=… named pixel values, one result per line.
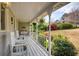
left=38, top=34, right=77, bottom=56
left=32, top=22, right=36, bottom=32
left=57, top=23, right=73, bottom=30
left=32, top=18, right=48, bottom=32
left=38, top=36, right=48, bottom=48
left=51, top=35, right=77, bottom=56
left=73, top=24, right=79, bottom=29
left=38, top=18, right=48, bottom=32
left=39, top=18, right=45, bottom=24
left=38, top=23, right=47, bottom=31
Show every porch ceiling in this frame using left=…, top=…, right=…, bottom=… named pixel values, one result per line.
left=10, top=2, right=69, bottom=22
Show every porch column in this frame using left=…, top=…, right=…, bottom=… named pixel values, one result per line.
left=36, top=18, right=38, bottom=41
left=31, top=23, right=33, bottom=38
left=47, top=7, right=53, bottom=56
left=29, top=23, right=32, bottom=36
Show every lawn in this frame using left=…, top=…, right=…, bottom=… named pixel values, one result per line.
left=44, top=28, right=79, bottom=55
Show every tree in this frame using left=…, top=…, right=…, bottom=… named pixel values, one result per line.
left=61, top=8, right=79, bottom=24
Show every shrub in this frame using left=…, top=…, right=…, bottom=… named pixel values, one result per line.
left=38, top=36, right=48, bottom=48
left=48, top=23, right=58, bottom=30
left=51, top=35, right=77, bottom=56
left=38, top=24, right=48, bottom=31
left=57, top=23, right=73, bottom=30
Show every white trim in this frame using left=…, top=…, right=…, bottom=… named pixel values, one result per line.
left=36, top=19, right=38, bottom=41
left=47, top=8, right=53, bottom=56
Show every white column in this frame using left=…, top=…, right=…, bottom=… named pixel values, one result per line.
left=0, top=3, right=1, bottom=30
left=29, top=24, right=32, bottom=36
left=48, top=14, right=51, bottom=56
left=31, top=23, right=33, bottom=38
left=36, top=18, right=38, bottom=41
left=47, top=7, right=53, bottom=56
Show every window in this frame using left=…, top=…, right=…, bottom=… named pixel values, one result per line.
left=11, top=17, right=13, bottom=24
left=1, top=3, right=5, bottom=30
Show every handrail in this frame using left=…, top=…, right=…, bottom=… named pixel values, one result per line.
left=33, top=38, right=49, bottom=55
left=25, top=35, right=49, bottom=56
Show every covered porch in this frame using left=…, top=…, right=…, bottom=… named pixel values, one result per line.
left=0, top=2, right=70, bottom=56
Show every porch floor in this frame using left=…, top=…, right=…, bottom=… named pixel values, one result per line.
left=11, top=35, right=49, bottom=56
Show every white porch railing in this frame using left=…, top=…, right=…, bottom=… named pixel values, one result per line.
left=25, top=35, right=49, bottom=56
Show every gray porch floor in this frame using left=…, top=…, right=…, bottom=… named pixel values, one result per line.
left=11, top=35, right=49, bottom=56
left=25, top=35, right=49, bottom=56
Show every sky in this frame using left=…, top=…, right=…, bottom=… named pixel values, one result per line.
left=44, top=2, right=79, bottom=23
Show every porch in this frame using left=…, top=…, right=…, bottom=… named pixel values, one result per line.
left=0, top=2, right=70, bottom=56
left=9, top=35, right=49, bottom=56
